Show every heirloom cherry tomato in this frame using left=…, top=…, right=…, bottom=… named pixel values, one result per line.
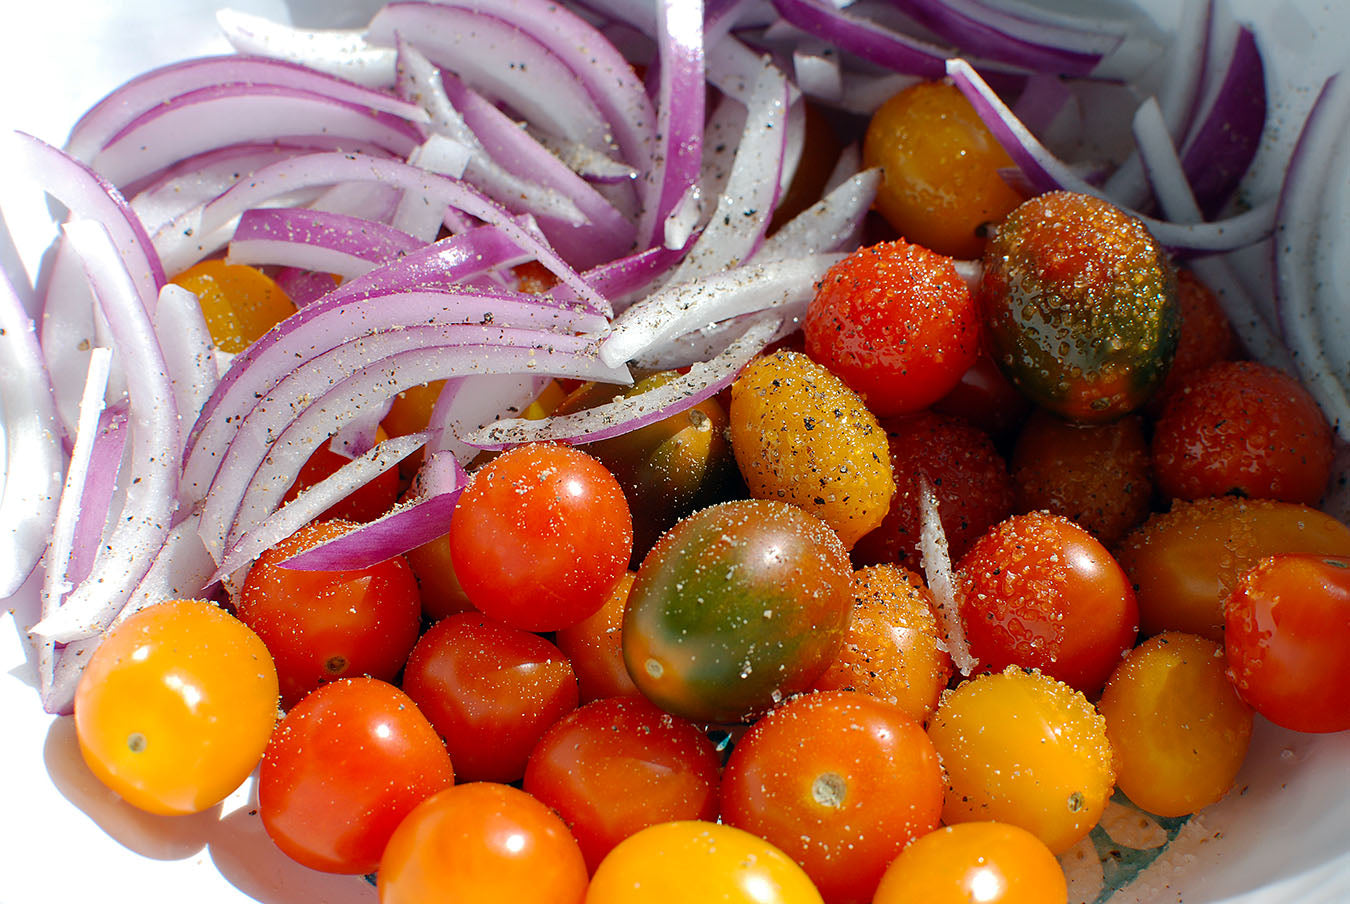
left=448, top=442, right=633, bottom=631
left=1226, top=554, right=1350, bottom=732
left=379, top=782, right=588, bottom=904
left=873, top=822, right=1068, bottom=904
left=524, top=696, right=721, bottom=872
left=74, top=599, right=279, bottom=816
left=721, top=690, right=944, bottom=904
left=554, top=572, right=642, bottom=703
left=236, top=520, right=422, bottom=708
left=258, top=678, right=455, bottom=874
left=623, top=500, right=853, bottom=723
left=586, top=821, right=824, bottom=904
left=402, top=612, right=580, bottom=783
left=170, top=259, right=295, bottom=353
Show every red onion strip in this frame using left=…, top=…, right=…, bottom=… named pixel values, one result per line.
left=426, top=373, right=553, bottom=463
left=917, top=475, right=976, bottom=675
left=888, top=0, right=1104, bottom=75
left=770, top=0, right=948, bottom=78
left=227, top=208, right=423, bottom=278
left=752, top=168, right=881, bottom=263
left=215, top=10, right=399, bottom=88
left=155, top=285, right=220, bottom=440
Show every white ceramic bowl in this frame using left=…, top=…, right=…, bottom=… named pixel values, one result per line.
left=1, top=2, right=1347, bottom=902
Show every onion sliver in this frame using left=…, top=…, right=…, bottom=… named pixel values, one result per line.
left=770, top=0, right=947, bottom=78
left=216, top=10, right=399, bottom=88
left=154, top=285, right=220, bottom=442
left=227, top=208, right=423, bottom=278
left=917, top=475, right=976, bottom=676
left=889, top=0, right=1106, bottom=76
left=751, top=168, right=881, bottom=263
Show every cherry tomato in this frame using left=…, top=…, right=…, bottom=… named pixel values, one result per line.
left=74, top=599, right=278, bottom=815
left=586, top=821, right=824, bottom=904
left=448, top=442, right=633, bottom=631
left=624, top=499, right=853, bottom=723
left=554, top=571, right=642, bottom=703
left=1226, top=554, right=1350, bottom=732
left=853, top=410, right=1013, bottom=571
left=402, top=612, right=579, bottom=783
left=404, top=526, right=477, bottom=621
left=863, top=80, right=1024, bottom=259
left=1099, top=633, right=1252, bottom=817
left=523, top=696, right=721, bottom=872
left=927, top=668, right=1115, bottom=854
left=236, top=520, right=422, bottom=708
left=1152, top=360, right=1333, bottom=505
left=258, top=678, right=455, bottom=874
left=805, top=240, right=982, bottom=417
left=932, top=351, right=1032, bottom=439
left=1143, top=268, right=1239, bottom=416
left=980, top=191, right=1179, bottom=422
left=956, top=512, right=1138, bottom=695
left=170, top=259, right=295, bottom=353
left=1115, top=496, right=1350, bottom=642
left=281, top=429, right=402, bottom=523
left=379, top=782, right=588, bottom=904
left=721, top=690, right=944, bottom=904
left=812, top=564, right=953, bottom=724
left=1010, top=409, right=1152, bottom=546
left=872, top=822, right=1067, bottom=904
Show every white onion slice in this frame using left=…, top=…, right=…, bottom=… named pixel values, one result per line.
left=917, top=475, right=976, bottom=676
left=216, top=9, right=399, bottom=87
left=154, top=285, right=220, bottom=446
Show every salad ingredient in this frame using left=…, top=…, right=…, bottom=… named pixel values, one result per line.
left=862, top=81, right=1023, bottom=259
left=812, top=564, right=953, bottom=723
left=402, top=612, right=579, bottom=784
left=931, top=351, right=1031, bottom=438
left=1116, top=497, right=1350, bottom=642
left=1225, top=554, right=1350, bottom=733
left=979, top=190, right=1179, bottom=421
left=956, top=511, right=1139, bottom=695
left=236, top=520, right=421, bottom=707
left=804, top=239, right=981, bottom=416
left=721, top=690, right=944, bottom=904
left=258, top=677, right=455, bottom=874
left=378, top=782, right=588, bottom=904
left=1010, top=409, right=1152, bottom=545
left=927, top=667, right=1115, bottom=854
left=1151, top=360, right=1334, bottom=505
left=853, top=410, right=1013, bottom=571
left=1099, top=632, right=1253, bottom=817
left=281, top=429, right=403, bottom=524
left=523, top=696, right=721, bottom=872
left=73, top=599, right=278, bottom=815
left=586, top=820, right=823, bottom=904
left=554, top=571, right=642, bottom=703
left=1144, top=269, right=1240, bottom=415
left=623, top=500, right=852, bottom=723
left=447, top=443, right=632, bottom=632
left=168, top=259, right=294, bottom=353
left=872, top=821, right=1067, bottom=904
left=729, top=349, right=893, bottom=547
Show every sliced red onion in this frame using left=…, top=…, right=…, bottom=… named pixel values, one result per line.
left=32, top=220, right=180, bottom=647
left=279, top=452, right=468, bottom=572
left=752, top=168, right=881, bottom=263
left=227, top=208, right=423, bottom=278
left=770, top=0, right=947, bottom=79
left=600, top=253, right=842, bottom=367
left=1274, top=74, right=1350, bottom=443
left=154, top=284, right=220, bottom=440
left=552, top=243, right=688, bottom=314
left=426, top=373, right=553, bottom=462
left=213, top=431, right=432, bottom=581
left=792, top=44, right=843, bottom=103
left=274, top=267, right=341, bottom=307
left=65, top=405, right=129, bottom=591
left=0, top=269, right=63, bottom=597
left=912, top=0, right=1124, bottom=60
left=331, top=397, right=396, bottom=459
left=215, top=9, right=399, bottom=88
left=917, top=475, right=975, bottom=675
left=469, top=316, right=780, bottom=449
left=1010, top=72, right=1075, bottom=136
left=527, top=128, right=638, bottom=184
left=947, top=58, right=1276, bottom=253
left=828, top=71, right=923, bottom=116
left=408, top=134, right=473, bottom=181
left=637, top=0, right=707, bottom=249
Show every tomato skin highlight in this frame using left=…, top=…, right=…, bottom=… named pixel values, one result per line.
left=1225, top=554, right=1350, bottom=733
left=258, top=678, right=455, bottom=874
left=379, top=782, right=588, bottom=904
left=74, top=599, right=279, bottom=816
left=872, top=822, right=1067, bottom=904
left=449, top=442, right=633, bottom=632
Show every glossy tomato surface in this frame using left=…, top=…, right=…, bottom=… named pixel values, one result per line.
left=74, top=599, right=279, bottom=815
left=449, top=442, right=633, bottom=631
left=873, top=822, right=1067, bottom=904
left=623, top=500, right=853, bottom=723
left=258, top=678, right=455, bottom=874
left=379, top=782, right=588, bottom=904
left=554, top=571, right=641, bottom=703
left=721, top=690, right=944, bottom=904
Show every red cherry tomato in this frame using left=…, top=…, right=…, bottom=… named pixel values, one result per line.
left=721, top=690, right=944, bottom=904
left=553, top=571, right=641, bottom=703
left=402, top=612, right=580, bottom=783
left=956, top=512, right=1138, bottom=695
left=524, top=696, right=721, bottom=872
left=378, top=782, right=588, bottom=904
left=281, top=429, right=402, bottom=523
left=1225, top=554, right=1350, bottom=732
left=448, top=442, right=633, bottom=631
left=236, top=520, right=422, bottom=708
left=258, top=678, right=455, bottom=874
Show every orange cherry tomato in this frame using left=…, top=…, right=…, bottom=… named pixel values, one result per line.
left=74, top=599, right=278, bottom=816
left=554, top=571, right=642, bottom=703
left=873, top=822, right=1067, bottom=904
left=170, top=259, right=294, bottom=353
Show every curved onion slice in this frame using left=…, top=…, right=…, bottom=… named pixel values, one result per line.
left=751, top=168, right=881, bottom=263
left=216, top=9, right=399, bottom=88
left=917, top=475, right=976, bottom=676
left=155, top=284, right=220, bottom=434
left=426, top=373, right=552, bottom=463
left=770, top=0, right=948, bottom=78
left=0, top=270, right=63, bottom=597
left=227, top=208, right=423, bottom=278
left=889, top=0, right=1107, bottom=75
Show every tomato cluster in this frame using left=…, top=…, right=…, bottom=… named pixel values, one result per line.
left=70, top=79, right=1350, bottom=904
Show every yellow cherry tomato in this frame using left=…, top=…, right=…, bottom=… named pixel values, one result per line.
left=586, top=821, right=824, bottom=904
left=873, top=822, right=1067, bottom=904
left=171, top=259, right=295, bottom=353
left=73, top=599, right=280, bottom=815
